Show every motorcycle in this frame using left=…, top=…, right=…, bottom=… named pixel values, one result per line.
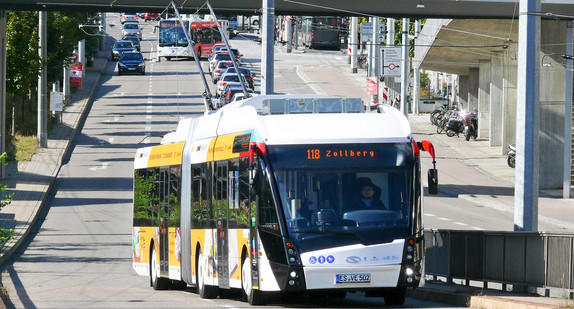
left=445, top=113, right=465, bottom=137
left=463, top=111, right=478, bottom=141
left=507, top=144, right=516, bottom=168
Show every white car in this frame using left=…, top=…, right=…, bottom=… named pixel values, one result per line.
left=216, top=73, right=249, bottom=96
left=121, top=13, right=138, bottom=24
left=122, top=22, right=142, bottom=40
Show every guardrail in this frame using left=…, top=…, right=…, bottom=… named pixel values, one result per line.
left=424, top=230, right=574, bottom=297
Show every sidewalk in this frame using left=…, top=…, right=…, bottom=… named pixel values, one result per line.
left=0, top=41, right=111, bottom=267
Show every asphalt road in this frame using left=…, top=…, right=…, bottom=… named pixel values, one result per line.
left=0, top=14, right=497, bottom=309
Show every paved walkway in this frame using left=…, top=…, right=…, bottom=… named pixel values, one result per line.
left=0, top=37, right=570, bottom=308
left=0, top=42, right=110, bottom=267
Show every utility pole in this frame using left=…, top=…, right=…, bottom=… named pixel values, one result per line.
left=372, top=17, right=379, bottom=110
left=38, top=11, right=47, bottom=148
left=261, top=0, right=275, bottom=94
left=350, top=17, right=358, bottom=74
left=413, top=20, right=421, bottom=114
left=400, top=18, right=409, bottom=117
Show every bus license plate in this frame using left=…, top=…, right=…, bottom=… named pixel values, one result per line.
left=336, top=273, right=371, bottom=283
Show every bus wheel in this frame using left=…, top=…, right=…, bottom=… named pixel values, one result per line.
left=166, top=57, right=172, bottom=61
left=242, top=258, right=267, bottom=305
left=197, top=254, right=218, bottom=298
left=150, top=247, right=169, bottom=290
left=383, top=287, right=406, bottom=306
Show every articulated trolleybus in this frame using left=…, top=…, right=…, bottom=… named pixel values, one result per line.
left=132, top=95, right=438, bottom=305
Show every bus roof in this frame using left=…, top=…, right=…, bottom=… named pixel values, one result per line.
left=169, top=95, right=411, bottom=145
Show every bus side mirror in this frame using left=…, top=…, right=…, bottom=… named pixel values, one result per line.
left=249, top=165, right=258, bottom=196
left=428, top=169, right=438, bottom=195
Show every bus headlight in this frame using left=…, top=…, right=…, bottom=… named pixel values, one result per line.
left=290, top=271, right=298, bottom=278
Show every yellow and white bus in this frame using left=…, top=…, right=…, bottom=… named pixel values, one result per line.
left=132, top=95, right=438, bottom=305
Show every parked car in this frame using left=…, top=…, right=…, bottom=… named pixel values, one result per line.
left=122, top=35, right=141, bottom=51
left=144, top=13, right=160, bottom=22
left=111, top=40, right=136, bottom=60
left=220, top=84, right=254, bottom=106
left=122, top=22, right=142, bottom=40
left=223, top=66, right=254, bottom=89
left=216, top=73, right=249, bottom=96
left=117, top=51, right=145, bottom=75
left=211, top=61, right=233, bottom=83
left=208, top=53, right=232, bottom=74
left=208, top=47, right=241, bottom=64
left=121, top=13, right=138, bottom=24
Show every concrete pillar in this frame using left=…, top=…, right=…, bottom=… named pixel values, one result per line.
left=490, top=52, right=504, bottom=147
left=539, top=20, right=568, bottom=190
left=286, top=17, right=292, bottom=53
left=469, top=68, right=479, bottom=112
left=0, top=11, right=5, bottom=179
left=413, top=20, right=421, bottom=114
left=502, top=49, right=518, bottom=156
left=261, top=0, right=275, bottom=95
left=564, top=21, right=573, bottom=198
left=372, top=17, right=380, bottom=107
left=514, top=0, right=540, bottom=232
left=451, top=74, right=458, bottom=106
left=38, top=11, right=48, bottom=148
left=478, top=60, right=491, bottom=139
left=459, top=75, right=469, bottom=108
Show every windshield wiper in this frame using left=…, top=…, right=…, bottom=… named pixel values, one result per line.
left=292, top=228, right=369, bottom=245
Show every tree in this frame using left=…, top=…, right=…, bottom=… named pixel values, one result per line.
left=0, top=151, right=14, bottom=244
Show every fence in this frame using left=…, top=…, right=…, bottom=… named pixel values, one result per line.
left=424, top=230, right=574, bottom=297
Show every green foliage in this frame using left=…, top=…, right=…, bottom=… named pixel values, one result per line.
left=0, top=152, right=14, bottom=245
left=6, top=11, right=40, bottom=98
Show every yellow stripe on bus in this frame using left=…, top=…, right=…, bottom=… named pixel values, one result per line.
left=147, top=142, right=185, bottom=168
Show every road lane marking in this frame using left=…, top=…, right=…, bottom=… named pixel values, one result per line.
left=89, top=162, right=109, bottom=171
left=471, top=226, right=484, bottom=230
left=437, top=217, right=451, bottom=221
left=425, top=213, right=436, bottom=217
left=454, top=222, right=468, bottom=226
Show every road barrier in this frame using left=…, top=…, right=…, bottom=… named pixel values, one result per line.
left=424, top=230, right=574, bottom=297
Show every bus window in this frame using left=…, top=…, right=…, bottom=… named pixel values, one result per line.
left=192, top=166, right=201, bottom=228
left=257, top=161, right=280, bottom=234
left=169, top=166, right=181, bottom=228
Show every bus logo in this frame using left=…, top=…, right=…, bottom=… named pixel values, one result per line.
left=345, top=256, right=361, bottom=264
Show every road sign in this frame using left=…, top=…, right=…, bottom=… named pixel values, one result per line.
left=380, top=47, right=401, bottom=77
left=284, top=16, right=292, bottom=22
left=50, top=91, right=63, bottom=112
left=367, top=76, right=377, bottom=95
left=360, top=22, right=386, bottom=43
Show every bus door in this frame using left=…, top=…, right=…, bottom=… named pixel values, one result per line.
left=215, top=161, right=230, bottom=289
left=158, top=167, right=170, bottom=277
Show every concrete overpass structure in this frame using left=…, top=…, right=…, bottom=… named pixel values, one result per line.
left=0, top=0, right=573, bottom=18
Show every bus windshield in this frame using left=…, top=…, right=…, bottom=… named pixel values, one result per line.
left=159, top=21, right=189, bottom=47
left=267, top=143, right=414, bottom=249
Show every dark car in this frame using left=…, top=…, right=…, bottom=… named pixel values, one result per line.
left=122, top=35, right=141, bottom=51
left=118, top=51, right=145, bottom=75
left=223, top=66, right=254, bottom=89
left=111, top=40, right=135, bottom=60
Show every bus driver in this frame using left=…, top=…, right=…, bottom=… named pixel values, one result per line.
left=354, top=182, right=386, bottom=210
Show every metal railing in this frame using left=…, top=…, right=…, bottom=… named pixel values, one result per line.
left=424, top=230, right=574, bottom=296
